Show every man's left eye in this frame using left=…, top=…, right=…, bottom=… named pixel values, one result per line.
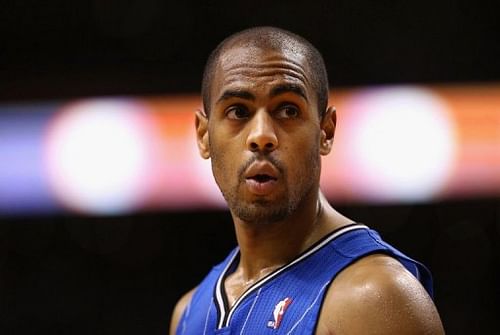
left=275, top=104, right=299, bottom=119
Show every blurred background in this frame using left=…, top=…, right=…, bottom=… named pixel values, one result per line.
left=1, top=1, right=499, bottom=334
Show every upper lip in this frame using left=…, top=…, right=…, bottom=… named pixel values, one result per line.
left=244, top=161, right=279, bottom=180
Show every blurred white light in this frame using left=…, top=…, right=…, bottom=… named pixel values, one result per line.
left=46, top=100, right=152, bottom=214
left=345, top=87, right=457, bottom=202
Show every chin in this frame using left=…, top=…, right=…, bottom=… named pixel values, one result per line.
left=232, top=201, right=292, bottom=225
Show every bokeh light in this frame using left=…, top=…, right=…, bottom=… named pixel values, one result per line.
left=45, top=99, right=155, bottom=214
left=331, top=87, right=458, bottom=202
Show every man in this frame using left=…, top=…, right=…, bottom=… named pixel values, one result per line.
left=170, top=27, right=445, bottom=334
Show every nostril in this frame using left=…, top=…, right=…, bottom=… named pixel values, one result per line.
left=248, top=140, right=277, bottom=152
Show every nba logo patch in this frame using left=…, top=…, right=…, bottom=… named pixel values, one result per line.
left=267, top=297, right=292, bottom=329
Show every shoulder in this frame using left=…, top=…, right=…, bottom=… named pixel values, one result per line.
left=169, top=287, right=197, bottom=335
left=317, top=254, right=444, bottom=335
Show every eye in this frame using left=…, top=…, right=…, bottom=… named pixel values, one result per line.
left=225, top=104, right=250, bottom=120
left=275, top=104, right=300, bottom=119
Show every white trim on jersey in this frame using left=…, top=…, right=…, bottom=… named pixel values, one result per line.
left=215, top=223, right=369, bottom=329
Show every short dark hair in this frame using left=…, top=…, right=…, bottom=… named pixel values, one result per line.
left=201, top=26, right=329, bottom=118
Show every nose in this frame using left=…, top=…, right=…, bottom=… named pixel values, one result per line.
left=246, top=110, right=278, bottom=153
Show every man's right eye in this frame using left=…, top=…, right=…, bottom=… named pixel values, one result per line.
left=225, top=105, right=250, bottom=119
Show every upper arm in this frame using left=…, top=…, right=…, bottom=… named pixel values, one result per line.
left=169, top=288, right=196, bottom=335
left=317, top=254, right=445, bottom=335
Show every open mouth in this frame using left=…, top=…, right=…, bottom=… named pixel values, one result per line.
left=248, top=174, right=277, bottom=183
left=243, top=161, right=280, bottom=195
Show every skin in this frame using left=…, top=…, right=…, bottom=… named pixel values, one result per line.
left=170, top=43, right=445, bottom=335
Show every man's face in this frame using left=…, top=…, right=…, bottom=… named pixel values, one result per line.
left=199, top=45, right=328, bottom=224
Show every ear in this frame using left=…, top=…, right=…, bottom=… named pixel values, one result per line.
left=195, top=109, right=210, bottom=159
left=319, top=106, right=336, bottom=155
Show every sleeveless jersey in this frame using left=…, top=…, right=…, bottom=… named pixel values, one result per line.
left=176, top=223, right=433, bottom=335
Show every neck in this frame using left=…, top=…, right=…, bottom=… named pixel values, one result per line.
left=230, top=191, right=349, bottom=282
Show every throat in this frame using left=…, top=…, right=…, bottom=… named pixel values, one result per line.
left=224, top=264, right=283, bottom=308
left=224, top=195, right=327, bottom=306
left=235, top=200, right=324, bottom=269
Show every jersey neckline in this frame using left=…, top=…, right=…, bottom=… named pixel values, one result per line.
left=214, top=223, right=369, bottom=329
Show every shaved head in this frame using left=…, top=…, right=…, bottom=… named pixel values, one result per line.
left=201, top=26, right=329, bottom=117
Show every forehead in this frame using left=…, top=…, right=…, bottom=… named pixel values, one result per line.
left=211, top=45, right=314, bottom=100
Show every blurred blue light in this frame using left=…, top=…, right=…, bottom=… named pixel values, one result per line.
left=0, top=104, right=59, bottom=215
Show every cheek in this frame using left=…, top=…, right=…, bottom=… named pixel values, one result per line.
left=285, top=129, right=320, bottom=157
left=210, top=153, right=230, bottom=194
left=286, top=136, right=321, bottom=175
left=210, top=140, right=240, bottom=187
left=210, top=126, right=245, bottom=162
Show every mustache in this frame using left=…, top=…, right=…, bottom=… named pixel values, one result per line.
left=238, top=154, right=285, bottom=180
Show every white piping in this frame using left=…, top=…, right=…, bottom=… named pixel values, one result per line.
left=203, top=298, right=213, bottom=335
left=216, top=224, right=368, bottom=329
left=239, top=288, right=262, bottom=335
left=286, top=281, right=330, bottom=334
left=215, top=249, right=240, bottom=328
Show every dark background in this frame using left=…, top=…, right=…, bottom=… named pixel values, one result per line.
left=1, top=1, right=499, bottom=334
left=1, top=0, right=500, bottom=101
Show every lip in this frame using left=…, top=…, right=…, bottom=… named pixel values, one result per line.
left=244, top=161, right=279, bottom=196
left=244, top=160, right=279, bottom=179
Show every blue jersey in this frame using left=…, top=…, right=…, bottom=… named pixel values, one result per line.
left=176, top=223, right=433, bottom=335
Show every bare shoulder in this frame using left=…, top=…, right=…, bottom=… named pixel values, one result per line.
left=169, top=287, right=197, bottom=335
left=316, top=254, right=445, bottom=335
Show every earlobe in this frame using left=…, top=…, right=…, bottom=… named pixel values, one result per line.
left=320, top=106, right=336, bottom=155
left=195, top=109, right=210, bottom=159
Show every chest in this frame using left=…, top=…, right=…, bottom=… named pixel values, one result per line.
left=182, top=253, right=339, bottom=335
left=213, top=278, right=331, bottom=334
left=178, top=226, right=387, bottom=334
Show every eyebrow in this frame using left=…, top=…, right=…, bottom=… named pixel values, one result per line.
left=216, top=90, right=255, bottom=104
left=270, top=83, right=308, bottom=102
left=215, top=83, right=308, bottom=105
